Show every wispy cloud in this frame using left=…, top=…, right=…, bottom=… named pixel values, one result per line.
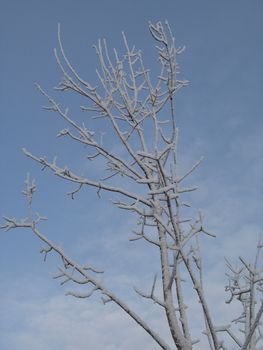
left=0, top=279, right=173, bottom=350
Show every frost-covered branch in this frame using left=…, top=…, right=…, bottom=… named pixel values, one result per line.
left=3, top=20, right=261, bottom=350
left=1, top=179, right=171, bottom=350
left=224, top=244, right=263, bottom=349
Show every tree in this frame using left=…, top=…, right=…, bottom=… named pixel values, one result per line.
left=2, top=21, right=263, bottom=350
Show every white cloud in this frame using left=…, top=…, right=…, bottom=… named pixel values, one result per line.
left=0, top=281, right=173, bottom=350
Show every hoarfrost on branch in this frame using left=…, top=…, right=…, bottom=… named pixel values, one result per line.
left=2, top=21, right=263, bottom=350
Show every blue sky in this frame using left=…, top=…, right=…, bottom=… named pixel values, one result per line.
left=1, top=1, right=263, bottom=349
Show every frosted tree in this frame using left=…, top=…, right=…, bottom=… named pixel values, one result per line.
left=2, top=21, right=263, bottom=350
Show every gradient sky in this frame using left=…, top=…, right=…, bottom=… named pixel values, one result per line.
left=1, top=1, right=263, bottom=349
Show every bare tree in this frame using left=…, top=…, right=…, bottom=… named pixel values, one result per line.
left=2, top=21, right=263, bottom=350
